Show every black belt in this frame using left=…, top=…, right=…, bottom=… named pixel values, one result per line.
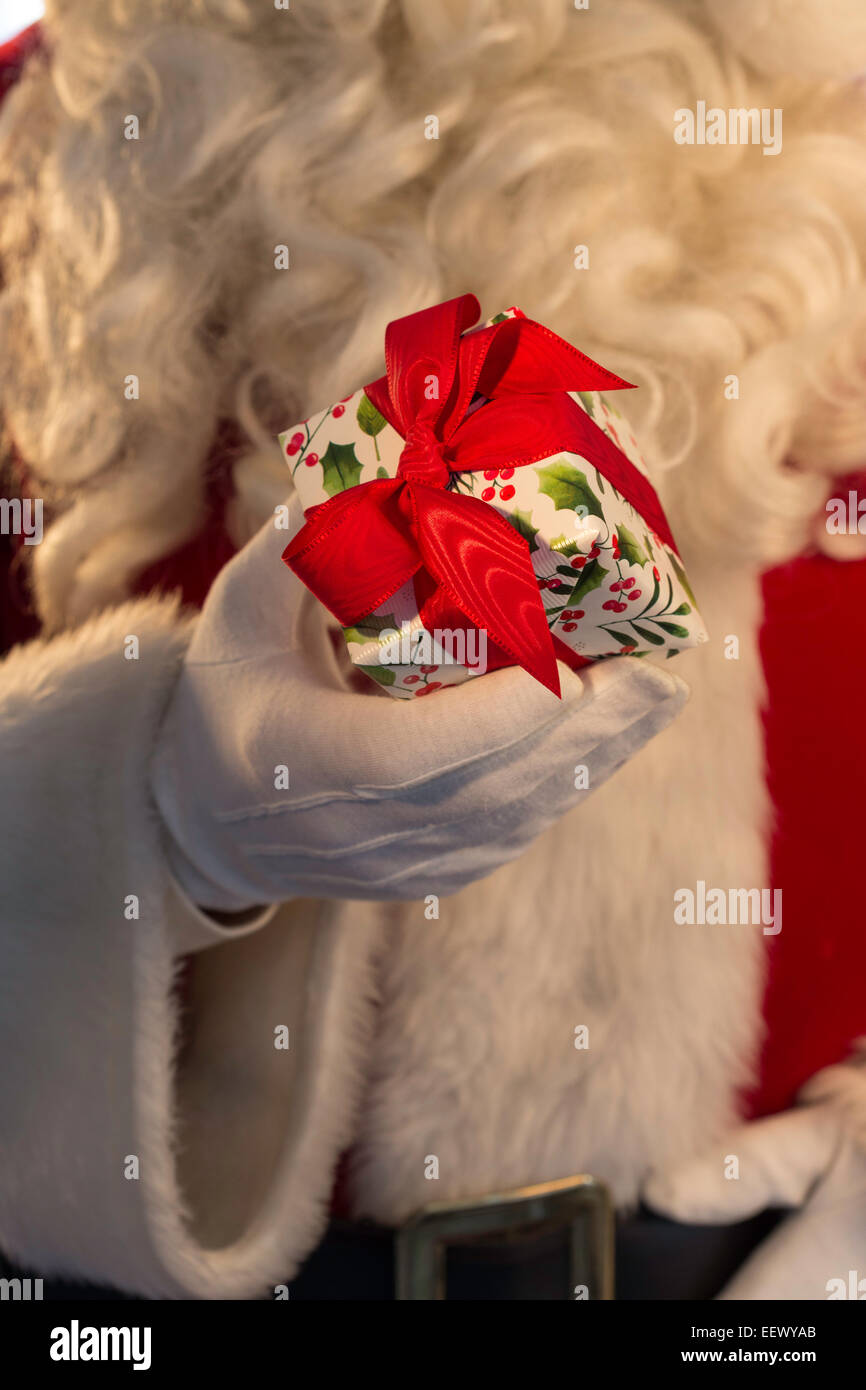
left=0, top=1184, right=783, bottom=1302
left=288, top=1179, right=783, bottom=1301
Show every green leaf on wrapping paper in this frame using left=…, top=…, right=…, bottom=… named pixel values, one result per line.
left=670, top=551, right=698, bottom=608
left=488, top=312, right=510, bottom=324
left=506, top=508, right=540, bottom=554
left=450, top=472, right=476, bottom=495
left=643, top=532, right=655, bottom=560
left=566, top=559, right=608, bottom=606
left=376, top=465, right=389, bottom=479
left=321, top=440, right=363, bottom=497
left=657, top=621, right=690, bottom=638
left=601, top=627, right=638, bottom=649
left=615, top=524, right=648, bottom=567
left=597, top=467, right=618, bottom=499
left=671, top=602, right=691, bottom=615
left=536, top=460, right=604, bottom=519
left=549, top=533, right=581, bottom=557
left=357, top=394, right=388, bottom=438
left=360, top=664, right=396, bottom=686
left=576, top=392, right=596, bottom=417
left=630, top=622, right=666, bottom=646
left=341, top=612, right=398, bottom=645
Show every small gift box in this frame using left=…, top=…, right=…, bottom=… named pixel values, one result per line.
left=280, top=295, right=707, bottom=699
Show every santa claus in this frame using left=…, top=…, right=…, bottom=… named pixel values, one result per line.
left=1, top=0, right=866, bottom=1301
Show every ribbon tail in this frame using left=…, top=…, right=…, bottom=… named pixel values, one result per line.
left=403, top=484, right=562, bottom=697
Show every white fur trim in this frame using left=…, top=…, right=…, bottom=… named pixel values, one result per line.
left=0, top=597, right=382, bottom=1297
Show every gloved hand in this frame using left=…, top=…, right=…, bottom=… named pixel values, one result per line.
left=643, top=1057, right=866, bottom=1300
left=151, top=495, right=688, bottom=912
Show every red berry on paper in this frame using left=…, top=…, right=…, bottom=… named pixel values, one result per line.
left=499, top=484, right=516, bottom=501
left=612, top=549, right=621, bottom=560
left=627, top=589, right=642, bottom=601
left=547, top=578, right=563, bottom=590
left=305, top=452, right=319, bottom=467
left=602, top=600, right=618, bottom=611
left=481, top=487, right=496, bottom=501
left=622, top=577, right=635, bottom=589
left=573, top=610, right=585, bottom=619
left=500, top=467, right=515, bottom=480
left=589, top=545, right=601, bottom=558
left=415, top=682, right=442, bottom=696
left=652, top=566, right=660, bottom=581
left=611, top=533, right=618, bottom=546
left=339, top=395, right=353, bottom=403
left=420, top=664, right=438, bottom=674
left=403, top=675, right=420, bottom=684
left=614, top=601, right=628, bottom=612
left=483, top=469, right=498, bottom=481
left=609, top=580, right=622, bottom=592
left=570, top=556, right=587, bottom=569
left=286, top=432, right=304, bottom=456
left=331, top=404, right=346, bottom=418
left=562, top=622, right=577, bottom=632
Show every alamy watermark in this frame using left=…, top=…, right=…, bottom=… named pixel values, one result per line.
left=50, top=1321, right=151, bottom=1370
left=0, top=497, right=42, bottom=545
left=826, top=491, right=866, bottom=535
left=674, top=102, right=782, bottom=157
left=378, top=621, right=488, bottom=675
left=674, top=880, right=782, bottom=935
left=0, top=1276, right=43, bottom=1300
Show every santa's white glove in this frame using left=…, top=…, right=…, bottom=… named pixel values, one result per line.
left=151, top=496, right=687, bottom=912
left=643, top=1056, right=866, bottom=1300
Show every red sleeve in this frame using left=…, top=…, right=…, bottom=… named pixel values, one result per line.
left=751, top=468, right=866, bottom=1116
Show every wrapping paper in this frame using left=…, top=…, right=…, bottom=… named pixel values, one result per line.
left=279, top=303, right=707, bottom=698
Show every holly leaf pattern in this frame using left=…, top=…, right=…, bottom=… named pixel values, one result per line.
left=566, top=559, right=608, bottom=606
left=576, top=392, right=597, bottom=417
left=670, top=552, right=698, bottom=607
left=321, top=440, right=363, bottom=497
left=507, top=508, right=540, bottom=553
left=536, top=460, right=604, bottom=519
left=657, top=621, right=690, bottom=638
left=376, top=465, right=390, bottom=479
left=357, top=394, right=388, bottom=438
left=616, top=524, right=648, bottom=567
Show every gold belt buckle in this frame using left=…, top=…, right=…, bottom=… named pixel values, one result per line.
left=395, top=1174, right=614, bottom=1301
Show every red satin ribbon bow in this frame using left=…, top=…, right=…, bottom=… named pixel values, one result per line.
left=283, top=293, right=673, bottom=697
